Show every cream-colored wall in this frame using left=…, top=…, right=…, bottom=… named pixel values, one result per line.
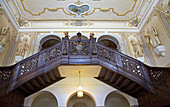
left=24, top=78, right=138, bottom=107
left=31, top=92, right=58, bottom=107
left=142, top=12, right=170, bottom=67
left=0, top=12, right=17, bottom=66
left=16, top=31, right=144, bottom=64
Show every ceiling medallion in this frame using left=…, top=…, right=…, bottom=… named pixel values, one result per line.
left=67, top=0, right=91, bottom=18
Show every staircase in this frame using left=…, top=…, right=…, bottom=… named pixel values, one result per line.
left=0, top=36, right=170, bottom=107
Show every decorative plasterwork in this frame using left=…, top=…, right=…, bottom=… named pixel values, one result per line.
left=1, top=0, right=159, bottom=31
left=64, top=20, right=93, bottom=26
left=20, top=0, right=137, bottom=17
left=0, top=4, right=4, bottom=15
left=129, top=17, right=140, bottom=27
left=67, top=1, right=90, bottom=18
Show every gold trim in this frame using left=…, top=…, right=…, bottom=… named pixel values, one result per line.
left=20, top=0, right=72, bottom=16
left=20, top=0, right=137, bottom=16
left=165, top=63, right=170, bottom=67
left=2, top=0, right=20, bottom=28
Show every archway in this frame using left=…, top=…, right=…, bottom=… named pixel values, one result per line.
left=31, top=91, right=58, bottom=107
left=97, top=35, right=120, bottom=51
left=67, top=92, right=96, bottom=107
left=105, top=91, right=130, bottom=107
left=39, top=35, right=61, bottom=51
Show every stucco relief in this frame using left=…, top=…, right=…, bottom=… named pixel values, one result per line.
left=145, top=27, right=161, bottom=48
left=0, top=26, right=11, bottom=53
left=130, top=39, right=143, bottom=58
left=16, top=37, right=30, bottom=57
left=144, top=26, right=165, bottom=56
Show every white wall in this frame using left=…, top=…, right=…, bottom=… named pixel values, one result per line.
left=24, top=78, right=138, bottom=107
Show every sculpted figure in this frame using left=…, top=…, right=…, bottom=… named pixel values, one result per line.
left=130, top=39, right=143, bottom=58
left=145, top=27, right=161, bottom=47
left=90, top=32, right=94, bottom=37
left=16, top=37, right=29, bottom=57
left=0, top=35, right=7, bottom=46
left=0, top=26, right=10, bottom=47
left=63, top=31, right=69, bottom=37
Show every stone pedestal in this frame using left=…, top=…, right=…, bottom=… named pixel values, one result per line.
left=15, top=56, right=23, bottom=63
left=137, top=57, right=145, bottom=62
left=154, top=45, right=165, bottom=56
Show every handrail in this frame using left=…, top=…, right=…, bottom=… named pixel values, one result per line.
left=0, top=37, right=169, bottom=97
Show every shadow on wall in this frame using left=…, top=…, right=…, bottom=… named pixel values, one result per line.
left=39, top=35, right=61, bottom=51
left=97, top=35, right=120, bottom=51
left=67, top=92, right=96, bottom=107
left=31, top=91, right=58, bottom=107
left=105, top=91, right=130, bottom=107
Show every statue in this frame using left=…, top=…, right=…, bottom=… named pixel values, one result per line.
left=63, top=31, right=69, bottom=37
left=145, top=27, right=161, bottom=47
left=16, top=37, right=29, bottom=57
left=0, top=26, right=10, bottom=46
left=90, top=32, right=94, bottom=37
left=0, top=35, right=7, bottom=46
left=0, top=26, right=11, bottom=53
left=130, top=39, right=143, bottom=58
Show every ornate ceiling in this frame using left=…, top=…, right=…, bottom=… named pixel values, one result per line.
left=15, top=0, right=139, bottom=20
left=0, top=0, right=158, bottom=31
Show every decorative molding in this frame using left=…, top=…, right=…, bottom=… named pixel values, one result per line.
left=165, top=63, right=170, bottom=67
left=64, top=20, right=93, bottom=26
left=20, top=0, right=137, bottom=16
left=153, top=12, right=170, bottom=37
left=129, top=17, right=140, bottom=27
left=67, top=1, right=90, bottom=18
left=18, top=17, right=28, bottom=27
left=0, top=4, right=4, bottom=15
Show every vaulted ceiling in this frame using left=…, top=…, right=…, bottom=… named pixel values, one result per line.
left=0, top=0, right=158, bottom=31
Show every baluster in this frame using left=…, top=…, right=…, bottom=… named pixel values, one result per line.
left=9, top=64, right=21, bottom=91
left=38, top=51, right=46, bottom=67
left=90, top=37, right=98, bottom=64
left=90, top=36, right=97, bottom=55
left=61, top=37, right=69, bottom=64
left=115, top=52, right=123, bottom=67
left=62, top=37, right=69, bottom=55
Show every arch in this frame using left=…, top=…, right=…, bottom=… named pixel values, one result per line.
left=96, top=33, right=122, bottom=44
left=97, top=34, right=120, bottom=51
left=30, top=91, right=58, bottom=107
left=67, top=91, right=96, bottom=107
left=69, top=33, right=90, bottom=40
left=38, top=34, right=61, bottom=51
left=104, top=91, right=130, bottom=107
left=38, top=33, right=62, bottom=43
